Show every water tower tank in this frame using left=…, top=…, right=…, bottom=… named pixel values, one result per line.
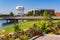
left=16, top=6, right=24, bottom=16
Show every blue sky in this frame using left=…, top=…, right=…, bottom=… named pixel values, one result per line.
left=0, top=0, right=60, bottom=14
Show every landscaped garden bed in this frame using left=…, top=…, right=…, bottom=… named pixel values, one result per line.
left=1, top=11, right=60, bottom=40
left=0, top=23, right=44, bottom=40
left=0, top=20, right=60, bottom=40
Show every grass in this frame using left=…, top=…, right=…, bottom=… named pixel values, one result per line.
left=0, top=26, right=14, bottom=35
left=19, top=21, right=39, bottom=30
left=3, top=26, right=14, bottom=34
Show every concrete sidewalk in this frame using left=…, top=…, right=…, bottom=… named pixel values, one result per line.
left=35, top=34, right=60, bottom=40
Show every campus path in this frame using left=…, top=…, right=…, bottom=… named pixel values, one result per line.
left=2, top=16, right=60, bottom=20
left=35, top=34, right=60, bottom=40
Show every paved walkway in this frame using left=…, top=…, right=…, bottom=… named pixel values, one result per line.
left=35, top=34, right=60, bottom=40
left=2, top=16, right=60, bottom=20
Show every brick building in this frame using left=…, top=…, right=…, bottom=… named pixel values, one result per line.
left=27, top=9, right=55, bottom=16
left=55, top=12, right=60, bottom=16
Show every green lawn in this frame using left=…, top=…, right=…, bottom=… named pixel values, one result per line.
left=19, top=21, right=39, bottom=30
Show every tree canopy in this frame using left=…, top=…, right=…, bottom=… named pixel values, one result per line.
left=9, top=12, right=14, bottom=16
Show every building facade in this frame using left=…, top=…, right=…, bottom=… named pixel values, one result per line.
left=27, top=9, right=55, bottom=16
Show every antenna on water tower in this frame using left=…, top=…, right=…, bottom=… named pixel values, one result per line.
left=16, top=6, right=24, bottom=16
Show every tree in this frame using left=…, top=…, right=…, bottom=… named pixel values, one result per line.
left=43, top=11, right=48, bottom=20
left=27, top=11, right=33, bottom=16
left=34, top=10, right=41, bottom=16
left=41, top=11, right=49, bottom=33
left=9, top=12, right=14, bottom=16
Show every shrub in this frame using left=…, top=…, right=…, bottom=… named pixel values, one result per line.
left=20, top=35, right=30, bottom=40
left=14, top=24, right=21, bottom=32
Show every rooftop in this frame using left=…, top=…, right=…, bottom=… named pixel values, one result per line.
left=55, top=12, right=60, bottom=16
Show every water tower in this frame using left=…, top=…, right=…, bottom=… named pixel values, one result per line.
left=16, top=6, right=24, bottom=16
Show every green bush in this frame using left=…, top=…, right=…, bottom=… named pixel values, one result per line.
left=14, top=24, right=21, bottom=32
left=20, top=35, right=30, bottom=40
